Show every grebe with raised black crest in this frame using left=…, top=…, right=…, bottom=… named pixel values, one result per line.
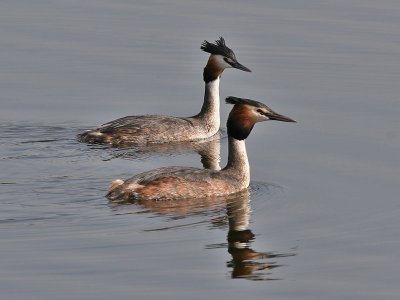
left=78, top=37, right=251, bottom=145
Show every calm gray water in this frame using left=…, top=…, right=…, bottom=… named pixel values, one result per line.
left=1, top=1, right=400, bottom=299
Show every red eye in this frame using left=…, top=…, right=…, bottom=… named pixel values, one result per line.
left=257, top=109, right=263, bottom=114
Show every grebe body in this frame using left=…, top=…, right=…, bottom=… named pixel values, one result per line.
left=78, top=38, right=250, bottom=145
left=107, top=97, right=295, bottom=201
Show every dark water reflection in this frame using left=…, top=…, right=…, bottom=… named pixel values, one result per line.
left=224, top=190, right=295, bottom=280
left=110, top=185, right=295, bottom=281
left=83, top=131, right=224, bottom=170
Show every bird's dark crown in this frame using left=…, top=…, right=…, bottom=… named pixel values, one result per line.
left=226, top=96, right=269, bottom=109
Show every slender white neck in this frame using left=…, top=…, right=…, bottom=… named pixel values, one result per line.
left=196, top=77, right=220, bottom=130
left=223, top=136, right=250, bottom=187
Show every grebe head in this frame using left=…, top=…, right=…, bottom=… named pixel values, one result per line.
left=201, top=37, right=251, bottom=82
left=226, top=96, right=296, bottom=140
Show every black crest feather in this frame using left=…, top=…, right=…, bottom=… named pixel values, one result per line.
left=201, top=37, right=236, bottom=59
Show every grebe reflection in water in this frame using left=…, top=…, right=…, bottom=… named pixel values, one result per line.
left=110, top=186, right=295, bottom=281
left=224, top=189, right=295, bottom=280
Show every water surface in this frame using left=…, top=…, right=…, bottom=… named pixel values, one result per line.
left=1, top=1, right=400, bottom=299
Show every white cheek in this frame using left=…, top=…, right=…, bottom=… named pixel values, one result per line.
left=250, top=110, right=268, bottom=122
left=257, top=115, right=269, bottom=122
left=214, top=55, right=232, bottom=69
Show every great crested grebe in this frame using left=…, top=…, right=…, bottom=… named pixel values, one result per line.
left=107, top=97, right=295, bottom=201
left=78, top=37, right=251, bottom=145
